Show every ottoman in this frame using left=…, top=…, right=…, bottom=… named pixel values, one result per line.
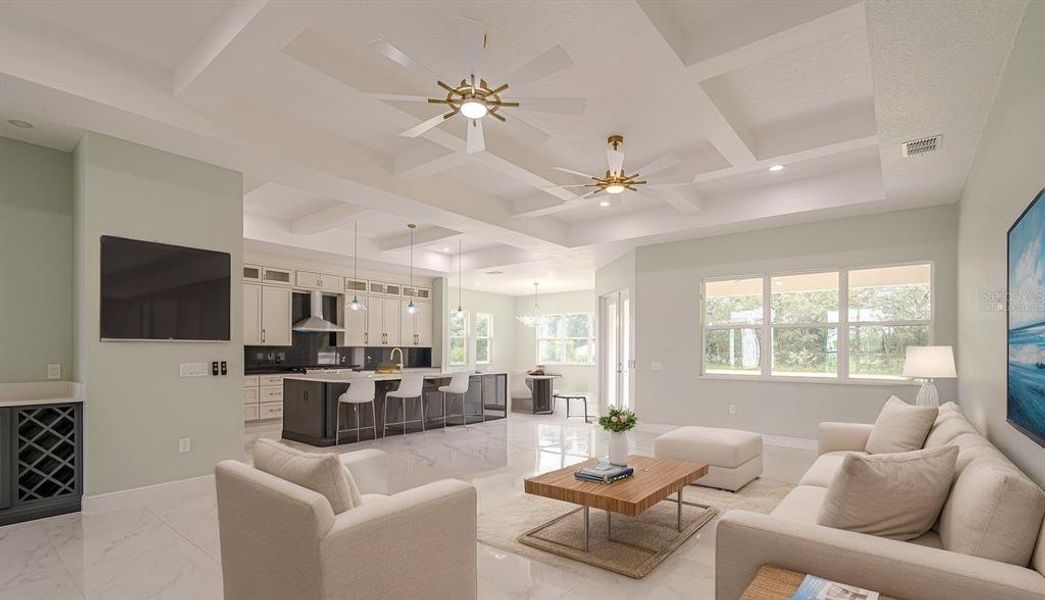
left=654, top=426, right=763, bottom=491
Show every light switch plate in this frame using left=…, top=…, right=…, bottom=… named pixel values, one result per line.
left=179, top=362, right=209, bottom=378
left=650, top=361, right=663, bottom=371
left=46, top=364, right=61, bottom=380
left=178, top=438, right=191, bottom=453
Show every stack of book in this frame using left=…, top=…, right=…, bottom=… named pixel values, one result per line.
left=575, top=461, right=634, bottom=483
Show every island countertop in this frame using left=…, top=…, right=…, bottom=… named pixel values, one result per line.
left=284, top=369, right=510, bottom=384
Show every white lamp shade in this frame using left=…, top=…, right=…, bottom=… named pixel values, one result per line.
left=903, top=346, right=956, bottom=378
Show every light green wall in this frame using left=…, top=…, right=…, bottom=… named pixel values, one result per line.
left=74, top=132, right=244, bottom=494
left=629, top=204, right=959, bottom=439
left=514, top=290, right=598, bottom=395
left=957, top=3, right=1045, bottom=485
left=447, top=287, right=517, bottom=375
left=0, top=137, right=72, bottom=383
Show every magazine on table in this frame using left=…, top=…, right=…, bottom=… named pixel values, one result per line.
left=792, top=574, right=879, bottom=600
left=575, top=461, right=633, bottom=483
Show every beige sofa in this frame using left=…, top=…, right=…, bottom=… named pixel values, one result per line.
left=716, top=403, right=1045, bottom=600
left=216, top=457, right=477, bottom=600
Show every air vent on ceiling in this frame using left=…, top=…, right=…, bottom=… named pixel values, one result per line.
left=902, top=135, right=941, bottom=157
left=485, top=270, right=503, bottom=275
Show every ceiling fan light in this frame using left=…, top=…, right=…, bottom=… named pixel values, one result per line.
left=605, top=183, right=625, bottom=194
left=460, top=100, right=488, bottom=119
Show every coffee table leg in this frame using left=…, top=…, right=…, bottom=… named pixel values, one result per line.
left=677, top=488, right=683, bottom=532
left=582, top=506, right=590, bottom=551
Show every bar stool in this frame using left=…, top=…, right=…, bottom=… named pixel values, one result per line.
left=384, top=373, right=425, bottom=436
left=438, top=371, right=473, bottom=429
left=335, top=379, right=377, bottom=444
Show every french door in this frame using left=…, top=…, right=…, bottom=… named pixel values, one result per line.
left=599, top=288, right=631, bottom=413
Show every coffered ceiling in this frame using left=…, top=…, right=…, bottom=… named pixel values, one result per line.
left=0, top=0, right=1027, bottom=295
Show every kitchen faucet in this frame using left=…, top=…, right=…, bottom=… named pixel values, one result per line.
left=390, top=347, right=404, bottom=371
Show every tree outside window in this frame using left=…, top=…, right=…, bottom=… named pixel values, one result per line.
left=475, top=313, right=492, bottom=364
left=537, top=313, right=595, bottom=365
left=449, top=311, right=468, bottom=366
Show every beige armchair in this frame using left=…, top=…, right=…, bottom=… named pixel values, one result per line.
left=216, top=460, right=477, bottom=600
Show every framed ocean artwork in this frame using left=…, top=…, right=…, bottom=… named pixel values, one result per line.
left=1007, top=186, right=1045, bottom=447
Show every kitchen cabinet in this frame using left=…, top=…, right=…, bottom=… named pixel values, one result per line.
left=296, top=270, right=342, bottom=293
left=401, top=301, right=433, bottom=347
left=242, top=264, right=262, bottom=282
left=343, top=296, right=369, bottom=346
left=261, top=266, right=293, bottom=286
left=243, top=285, right=292, bottom=347
left=367, top=297, right=401, bottom=346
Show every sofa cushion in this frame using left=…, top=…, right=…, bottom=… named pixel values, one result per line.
left=1035, top=515, right=1045, bottom=577
left=654, top=426, right=762, bottom=468
left=770, top=485, right=827, bottom=523
left=799, top=451, right=868, bottom=488
left=924, top=402, right=977, bottom=448
left=817, top=445, right=958, bottom=541
left=254, top=439, right=362, bottom=514
left=939, top=459, right=1045, bottom=567
left=865, top=396, right=937, bottom=454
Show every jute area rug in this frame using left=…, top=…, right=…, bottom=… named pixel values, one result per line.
left=477, top=479, right=793, bottom=579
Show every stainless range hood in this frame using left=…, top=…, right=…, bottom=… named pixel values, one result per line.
left=292, top=290, right=344, bottom=333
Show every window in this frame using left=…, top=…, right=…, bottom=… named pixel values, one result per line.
left=449, top=311, right=468, bottom=366
left=474, top=312, right=492, bottom=364
left=847, top=264, right=931, bottom=379
left=702, top=263, right=932, bottom=381
left=537, top=313, right=595, bottom=365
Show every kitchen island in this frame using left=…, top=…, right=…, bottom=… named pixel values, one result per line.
left=282, top=371, right=508, bottom=446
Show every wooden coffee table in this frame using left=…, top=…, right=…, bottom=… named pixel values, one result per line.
left=523, top=455, right=710, bottom=551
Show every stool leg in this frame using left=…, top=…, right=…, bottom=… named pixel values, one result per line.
left=401, top=397, right=408, bottom=436
left=335, top=402, right=341, bottom=445
left=383, top=396, right=389, bottom=437
left=370, top=401, right=377, bottom=440
left=462, top=393, right=468, bottom=428
left=419, top=395, right=426, bottom=431
left=355, top=404, right=361, bottom=444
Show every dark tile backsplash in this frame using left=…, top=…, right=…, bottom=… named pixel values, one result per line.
left=245, top=341, right=431, bottom=373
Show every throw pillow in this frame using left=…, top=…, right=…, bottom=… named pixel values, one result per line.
left=253, top=438, right=362, bottom=513
left=817, top=445, right=958, bottom=540
left=865, top=396, right=937, bottom=453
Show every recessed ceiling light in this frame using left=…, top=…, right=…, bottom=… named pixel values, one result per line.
left=768, top=165, right=785, bottom=172
left=442, top=247, right=451, bottom=252
left=7, top=119, right=33, bottom=129
left=599, top=200, right=611, bottom=207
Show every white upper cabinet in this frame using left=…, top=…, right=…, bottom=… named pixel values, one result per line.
left=260, top=286, right=292, bottom=346
left=344, top=296, right=368, bottom=346
left=296, top=270, right=342, bottom=292
left=402, top=285, right=432, bottom=301
left=243, top=284, right=262, bottom=345
left=366, top=297, right=402, bottom=346
left=401, top=300, right=433, bottom=347
left=261, top=266, right=293, bottom=286
left=243, top=264, right=263, bottom=282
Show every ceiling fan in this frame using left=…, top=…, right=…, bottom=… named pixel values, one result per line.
left=368, top=17, right=585, bottom=154
left=544, top=136, right=696, bottom=208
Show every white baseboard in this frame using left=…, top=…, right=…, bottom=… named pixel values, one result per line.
left=83, top=473, right=213, bottom=507
left=637, top=422, right=818, bottom=451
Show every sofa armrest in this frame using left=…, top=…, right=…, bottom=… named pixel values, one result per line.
left=716, top=511, right=1045, bottom=600
left=319, top=479, right=477, bottom=600
left=818, top=422, right=872, bottom=454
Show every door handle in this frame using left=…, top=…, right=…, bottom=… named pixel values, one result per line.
left=261, top=329, right=266, bottom=343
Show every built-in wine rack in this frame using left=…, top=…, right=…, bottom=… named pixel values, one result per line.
left=15, top=405, right=79, bottom=503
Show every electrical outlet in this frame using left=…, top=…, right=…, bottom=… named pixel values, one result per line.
left=46, top=364, right=62, bottom=380
left=178, top=438, right=191, bottom=453
left=650, top=361, right=663, bottom=371
left=729, top=403, right=737, bottom=415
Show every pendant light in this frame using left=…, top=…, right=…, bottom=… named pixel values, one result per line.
left=517, top=282, right=545, bottom=327
left=454, top=239, right=465, bottom=316
left=406, top=224, right=420, bottom=314
left=348, top=221, right=366, bottom=311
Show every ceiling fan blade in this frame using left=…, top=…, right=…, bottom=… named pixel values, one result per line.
left=577, top=189, right=600, bottom=199
left=634, top=153, right=682, bottom=177
left=647, top=181, right=695, bottom=188
left=466, top=118, right=485, bottom=154
left=513, top=97, right=586, bottom=116
left=401, top=113, right=450, bottom=138
left=507, top=45, right=573, bottom=87
left=636, top=187, right=702, bottom=213
left=503, top=113, right=550, bottom=147
left=366, top=93, right=434, bottom=103
left=456, top=17, right=486, bottom=82
left=369, top=39, right=444, bottom=81
left=539, top=184, right=594, bottom=189
left=552, top=166, right=597, bottom=179
left=607, top=149, right=626, bottom=176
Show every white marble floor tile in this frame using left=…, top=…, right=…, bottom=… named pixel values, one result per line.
left=41, top=506, right=189, bottom=571
left=68, top=538, right=222, bottom=600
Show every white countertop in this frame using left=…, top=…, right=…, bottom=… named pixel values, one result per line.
left=0, top=381, right=83, bottom=408
left=286, top=370, right=508, bottom=383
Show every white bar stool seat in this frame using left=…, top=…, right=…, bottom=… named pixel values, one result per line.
left=336, top=379, right=377, bottom=445
left=384, top=373, right=425, bottom=436
left=438, top=371, right=474, bottom=429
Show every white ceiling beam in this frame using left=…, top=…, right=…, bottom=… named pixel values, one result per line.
left=691, top=134, right=878, bottom=184
left=642, top=188, right=704, bottom=213
left=173, top=1, right=327, bottom=108
left=691, top=83, right=758, bottom=167
left=393, top=143, right=467, bottom=178
left=290, top=204, right=373, bottom=236
left=687, top=4, right=867, bottom=81
left=378, top=226, right=460, bottom=251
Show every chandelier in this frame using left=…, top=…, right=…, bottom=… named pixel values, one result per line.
left=516, top=282, right=545, bottom=328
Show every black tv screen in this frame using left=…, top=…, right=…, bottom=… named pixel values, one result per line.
left=100, top=236, right=231, bottom=341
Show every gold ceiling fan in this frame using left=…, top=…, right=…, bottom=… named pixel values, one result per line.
left=544, top=136, right=695, bottom=206
left=369, top=17, right=585, bottom=154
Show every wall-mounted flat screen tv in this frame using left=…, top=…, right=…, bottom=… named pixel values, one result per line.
left=100, top=236, right=231, bottom=341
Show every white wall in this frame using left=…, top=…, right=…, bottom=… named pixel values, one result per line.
left=957, top=3, right=1045, bottom=485
left=446, top=287, right=516, bottom=375
left=74, top=133, right=244, bottom=495
left=626, top=204, right=958, bottom=439
left=514, top=290, right=598, bottom=395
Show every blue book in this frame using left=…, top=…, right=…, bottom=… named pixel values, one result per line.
left=792, top=574, right=879, bottom=600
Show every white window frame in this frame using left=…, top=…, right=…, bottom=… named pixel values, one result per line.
left=536, top=312, right=596, bottom=366
left=448, top=311, right=469, bottom=366
left=474, top=312, right=493, bottom=365
left=699, top=261, right=934, bottom=384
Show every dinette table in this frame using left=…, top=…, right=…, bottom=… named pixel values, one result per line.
left=525, top=374, right=561, bottom=415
